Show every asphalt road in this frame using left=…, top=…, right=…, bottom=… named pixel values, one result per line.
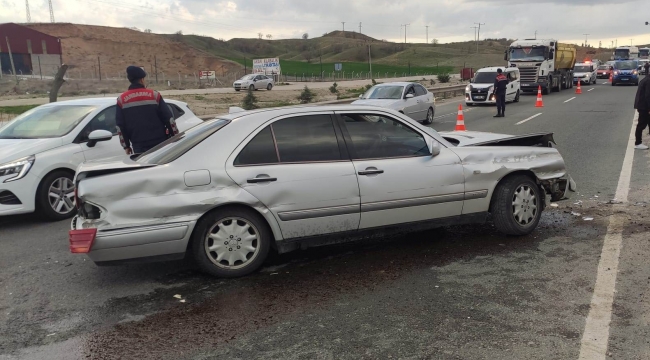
left=1, top=78, right=649, bottom=360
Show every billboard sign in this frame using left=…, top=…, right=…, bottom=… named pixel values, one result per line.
left=253, top=58, right=281, bottom=75
left=335, top=63, right=342, bottom=71
left=199, top=70, right=216, bottom=80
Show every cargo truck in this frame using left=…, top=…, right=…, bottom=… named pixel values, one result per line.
left=505, top=39, right=576, bottom=95
left=639, top=47, right=649, bottom=59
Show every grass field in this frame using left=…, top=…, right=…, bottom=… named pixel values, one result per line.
left=0, top=105, right=38, bottom=115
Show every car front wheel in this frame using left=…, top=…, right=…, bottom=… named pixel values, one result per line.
left=37, top=170, right=76, bottom=221
left=267, top=83, right=273, bottom=90
left=192, top=207, right=271, bottom=278
left=490, top=174, right=542, bottom=236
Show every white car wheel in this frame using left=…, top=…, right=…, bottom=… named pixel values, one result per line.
left=37, top=170, right=76, bottom=221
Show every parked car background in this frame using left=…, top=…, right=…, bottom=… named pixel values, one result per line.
left=233, top=74, right=274, bottom=91
left=0, top=98, right=202, bottom=220
left=351, top=82, right=435, bottom=124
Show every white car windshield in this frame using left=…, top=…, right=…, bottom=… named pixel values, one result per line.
left=473, top=72, right=497, bottom=84
left=509, top=47, right=546, bottom=61
left=615, top=61, right=636, bottom=70
left=574, top=66, right=592, bottom=72
left=239, top=75, right=256, bottom=81
left=0, top=105, right=96, bottom=139
left=361, top=86, right=404, bottom=99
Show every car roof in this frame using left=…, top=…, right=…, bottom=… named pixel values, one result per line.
left=217, top=104, right=405, bottom=121
left=373, top=82, right=416, bottom=87
left=476, top=66, right=516, bottom=73
left=35, top=97, right=186, bottom=108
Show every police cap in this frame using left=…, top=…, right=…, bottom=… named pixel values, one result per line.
left=126, top=66, right=147, bottom=82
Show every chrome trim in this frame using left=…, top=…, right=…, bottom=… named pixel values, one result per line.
left=97, top=222, right=191, bottom=237
left=361, top=192, right=465, bottom=213
left=278, top=204, right=360, bottom=221
left=464, top=190, right=489, bottom=200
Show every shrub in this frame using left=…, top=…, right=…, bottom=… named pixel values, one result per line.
left=371, top=79, right=378, bottom=85
left=241, top=88, right=258, bottom=110
left=329, top=82, right=339, bottom=94
left=437, top=73, right=451, bottom=83
left=429, top=79, right=436, bottom=86
left=298, top=85, right=315, bottom=104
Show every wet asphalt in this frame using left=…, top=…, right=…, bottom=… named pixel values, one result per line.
left=1, top=78, right=649, bottom=359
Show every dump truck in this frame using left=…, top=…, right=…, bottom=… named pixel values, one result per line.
left=506, top=39, right=576, bottom=95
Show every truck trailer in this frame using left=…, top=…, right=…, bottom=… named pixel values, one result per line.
left=506, top=39, right=576, bottom=95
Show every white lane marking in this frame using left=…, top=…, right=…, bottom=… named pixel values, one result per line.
left=578, top=111, right=637, bottom=360
left=515, top=113, right=542, bottom=125
left=588, top=88, right=595, bottom=92
left=602, top=82, right=608, bottom=85
left=564, top=97, right=576, bottom=103
left=434, top=108, right=474, bottom=120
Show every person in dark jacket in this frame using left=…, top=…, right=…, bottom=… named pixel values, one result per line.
left=116, top=66, right=179, bottom=155
left=633, top=62, right=650, bottom=150
left=493, top=68, right=509, bottom=117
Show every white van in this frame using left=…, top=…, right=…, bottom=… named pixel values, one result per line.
left=573, top=62, right=597, bottom=85
left=465, top=67, right=520, bottom=106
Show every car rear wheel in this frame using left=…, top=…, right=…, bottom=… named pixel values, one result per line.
left=422, top=107, right=434, bottom=125
left=491, top=174, right=542, bottom=236
left=267, top=83, right=273, bottom=90
left=36, top=170, right=76, bottom=221
left=192, top=207, right=271, bottom=278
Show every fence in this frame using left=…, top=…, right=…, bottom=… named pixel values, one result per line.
left=277, top=71, right=442, bottom=83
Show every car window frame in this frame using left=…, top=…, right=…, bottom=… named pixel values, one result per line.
left=232, top=112, right=350, bottom=167
left=414, top=84, right=427, bottom=96
left=334, top=111, right=433, bottom=161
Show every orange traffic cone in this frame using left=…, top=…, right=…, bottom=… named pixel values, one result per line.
left=455, top=104, right=467, bottom=131
left=608, top=72, right=613, bottom=83
left=575, top=78, right=582, bottom=94
left=535, top=86, right=544, bottom=108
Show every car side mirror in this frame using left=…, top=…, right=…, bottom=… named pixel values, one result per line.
left=430, top=140, right=441, bottom=157
left=405, top=93, right=414, bottom=99
left=86, top=129, right=113, bottom=148
left=359, top=94, right=363, bottom=98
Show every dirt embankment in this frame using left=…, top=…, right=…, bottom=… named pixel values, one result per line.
left=25, top=23, right=241, bottom=79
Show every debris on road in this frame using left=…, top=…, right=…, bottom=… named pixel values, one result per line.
left=571, top=212, right=582, bottom=216
left=173, top=294, right=182, bottom=299
left=550, top=203, right=559, bottom=207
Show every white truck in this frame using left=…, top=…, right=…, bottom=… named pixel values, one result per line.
left=506, top=39, right=577, bottom=95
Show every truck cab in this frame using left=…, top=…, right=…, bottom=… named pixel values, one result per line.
left=613, top=46, right=639, bottom=60
left=506, top=39, right=576, bottom=95
left=640, top=48, right=650, bottom=59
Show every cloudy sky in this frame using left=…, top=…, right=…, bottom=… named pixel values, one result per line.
left=1, top=0, right=649, bottom=46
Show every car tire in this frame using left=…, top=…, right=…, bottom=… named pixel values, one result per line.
left=191, top=207, right=272, bottom=278
left=422, top=107, right=434, bottom=125
left=490, top=174, right=543, bottom=236
left=513, top=90, right=520, bottom=103
left=267, top=83, right=273, bottom=90
left=36, top=170, right=76, bottom=221
left=235, top=89, right=240, bottom=92
left=249, top=85, right=255, bottom=91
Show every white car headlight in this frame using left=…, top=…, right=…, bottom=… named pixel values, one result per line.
left=0, top=155, right=35, bottom=182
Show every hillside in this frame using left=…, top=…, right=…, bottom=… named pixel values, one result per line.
left=25, top=23, right=241, bottom=79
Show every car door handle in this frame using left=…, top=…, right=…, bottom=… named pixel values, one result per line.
left=247, top=176, right=277, bottom=183
left=358, top=169, right=384, bottom=176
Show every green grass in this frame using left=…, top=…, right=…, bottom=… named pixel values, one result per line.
left=0, top=105, right=39, bottom=115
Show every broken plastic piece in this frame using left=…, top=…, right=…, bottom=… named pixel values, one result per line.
left=173, top=294, right=182, bottom=299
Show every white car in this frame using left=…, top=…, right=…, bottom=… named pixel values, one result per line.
left=573, top=63, right=597, bottom=85
left=465, top=67, right=520, bottom=106
left=233, top=74, right=274, bottom=91
left=0, top=98, right=202, bottom=220
left=351, top=82, right=435, bottom=125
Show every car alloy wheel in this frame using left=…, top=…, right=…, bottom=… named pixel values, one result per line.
left=512, top=184, right=538, bottom=225
left=49, top=177, right=75, bottom=215
left=204, top=217, right=260, bottom=269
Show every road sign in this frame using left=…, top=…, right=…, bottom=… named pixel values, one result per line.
left=253, top=58, right=281, bottom=75
left=198, top=70, right=216, bottom=80
left=335, top=63, right=343, bottom=71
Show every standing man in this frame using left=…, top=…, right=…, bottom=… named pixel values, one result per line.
left=493, top=68, right=509, bottom=118
left=633, top=62, right=650, bottom=150
left=116, top=66, right=179, bottom=155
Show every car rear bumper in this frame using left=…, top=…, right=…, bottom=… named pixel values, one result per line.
left=71, top=218, right=197, bottom=263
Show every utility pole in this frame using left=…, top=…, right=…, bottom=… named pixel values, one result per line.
left=341, top=22, right=345, bottom=32
left=630, top=38, right=633, bottom=46
left=583, top=34, right=589, bottom=47
left=534, top=30, right=537, bottom=39
left=401, top=24, right=410, bottom=43
left=368, top=44, right=372, bottom=76
left=470, top=26, right=478, bottom=53
left=25, top=0, right=31, bottom=23
left=359, top=22, right=362, bottom=34
left=97, top=56, right=101, bottom=81
left=48, top=0, right=54, bottom=22
left=474, top=22, right=484, bottom=53
left=425, top=25, right=429, bottom=44
left=5, top=37, right=18, bottom=84
left=154, top=55, right=158, bottom=84
left=244, top=56, right=247, bottom=74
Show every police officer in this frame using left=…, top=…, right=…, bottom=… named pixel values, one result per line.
left=493, top=68, right=509, bottom=117
left=633, top=62, right=650, bottom=150
left=116, top=66, right=179, bottom=155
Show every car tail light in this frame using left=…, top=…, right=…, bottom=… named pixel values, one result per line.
left=69, top=228, right=97, bottom=253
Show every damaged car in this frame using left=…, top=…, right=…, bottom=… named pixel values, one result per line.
left=70, top=105, right=576, bottom=278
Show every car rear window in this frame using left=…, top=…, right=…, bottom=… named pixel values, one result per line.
left=135, top=119, right=229, bottom=165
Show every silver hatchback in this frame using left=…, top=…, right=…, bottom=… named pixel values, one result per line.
left=70, top=105, right=575, bottom=278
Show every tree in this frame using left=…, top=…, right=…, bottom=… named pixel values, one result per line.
left=175, top=30, right=183, bottom=35
left=298, top=85, right=315, bottom=103
left=144, top=29, right=152, bottom=33
left=266, top=34, right=273, bottom=40
left=431, top=38, right=439, bottom=45
left=302, top=33, right=309, bottom=40
left=241, top=88, right=258, bottom=110
left=258, top=32, right=263, bottom=39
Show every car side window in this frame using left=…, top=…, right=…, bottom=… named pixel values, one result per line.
left=234, top=127, right=278, bottom=165
left=414, top=85, right=426, bottom=96
left=76, top=106, right=117, bottom=142
left=341, top=113, right=431, bottom=159
left=405, top=86, right=416, bottom=96
left=272, top=115, right=341, bottom=162
left=167, top=104, right=185, bottom=119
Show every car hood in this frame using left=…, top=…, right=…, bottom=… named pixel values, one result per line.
left=439, top=131, right=555, bottom=147
left=468, top=83, right=493, bottom=90
left=574, top=72, right=590, bottom=76
left=0, top=138, right=63, bottom=164
left=351, top=99, right=400, bottom=107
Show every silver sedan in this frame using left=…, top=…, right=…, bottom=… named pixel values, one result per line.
left=351, top=82, right=435, bottom=124
left=70, top=105, right=575, bottom=278
left=233, top=74, right=274, bottom=91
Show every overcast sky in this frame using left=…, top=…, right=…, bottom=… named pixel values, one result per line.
left=1, top=0, right=649, bottom=46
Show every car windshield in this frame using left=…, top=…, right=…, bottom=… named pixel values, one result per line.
left=240, top=75, right=255, bottom=80
left=574, top=66, right=592, bottom=72
left=615, top=61, right=636, bottom=70
left=473, top=72, right=497, bottom=83
left=0, top=105, right=96, bottom=139
left=361, top=85, right=404, bottom=99
left=598, top=65, right=609, bottom=70
left=509, top=47, right=546, bottom=61
left=641, top=49, right=650, bottom=56
left=136, top=119, right=230, bottom=165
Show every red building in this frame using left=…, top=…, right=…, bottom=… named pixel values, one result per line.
left=0, top=23, right=62, bottom=77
